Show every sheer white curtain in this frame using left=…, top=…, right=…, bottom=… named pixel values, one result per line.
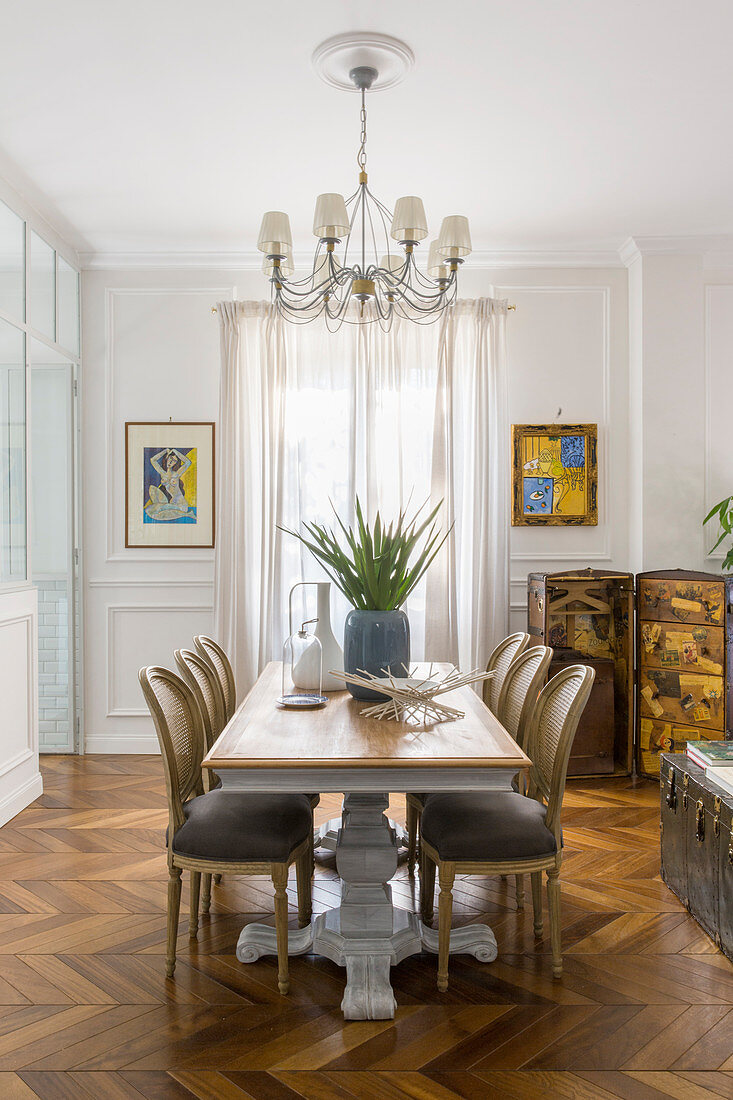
left=215, top=298, right=508, bottom=693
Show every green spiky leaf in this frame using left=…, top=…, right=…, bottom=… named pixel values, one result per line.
left=278, top=496, right=453, bottom=609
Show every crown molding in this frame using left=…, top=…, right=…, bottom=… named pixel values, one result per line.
left=80, top=246, right=626, bottom=272
left=620, top=235, right=733, bottom=267
left=470, top=248, right=623, bottom=269
left=79, top=250, right=264, bottom=271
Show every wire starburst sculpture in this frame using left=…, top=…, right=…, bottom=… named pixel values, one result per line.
left=328, top=665, right=494, bottom=724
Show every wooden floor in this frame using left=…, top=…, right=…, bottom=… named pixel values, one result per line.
left=0, top=759, right=731, bottom=1100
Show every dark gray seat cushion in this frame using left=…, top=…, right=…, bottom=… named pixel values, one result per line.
left=172, top=791, right=312, bottom=862
left=420, top=791, right=557, bottom=862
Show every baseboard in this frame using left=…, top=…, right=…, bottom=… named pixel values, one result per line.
left=84, top=735, right=160, bottom=754
left=0, top=770, right=43, bottom=827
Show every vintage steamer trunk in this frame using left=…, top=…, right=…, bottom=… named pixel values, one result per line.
left=528, top=570, right=634, bottom=776
left=660, top=753, right=733, bottom=960
left=528, top=568, right=733, bottom=778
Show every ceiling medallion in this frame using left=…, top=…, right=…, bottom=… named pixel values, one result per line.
left=256, top=34, right=472, bottom=331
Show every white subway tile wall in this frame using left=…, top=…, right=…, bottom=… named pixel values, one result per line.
left=37, top=579, right=70, bottom=749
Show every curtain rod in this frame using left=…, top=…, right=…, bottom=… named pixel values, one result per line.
left=211, top=303, right=516, bottom=314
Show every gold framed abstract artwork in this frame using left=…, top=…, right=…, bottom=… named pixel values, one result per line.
left=512, top=423, right=598, bottom=526
left=125, top=422, right=215, bottom=548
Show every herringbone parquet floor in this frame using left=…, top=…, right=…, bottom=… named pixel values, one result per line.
left=0, top=757, right=731, bottom=1099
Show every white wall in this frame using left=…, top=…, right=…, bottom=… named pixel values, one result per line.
left=624, top=241, right=733, bottom=573
left=490, top=270, right=629, bottom=632
left=82, top=261, right=630, bottom=749
left=706, top=278, right=733, bottom=566
left=82, top=269, right=250, bottom=751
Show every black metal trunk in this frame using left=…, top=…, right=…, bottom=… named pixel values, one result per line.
left=660, top=753, right=733, bottom=960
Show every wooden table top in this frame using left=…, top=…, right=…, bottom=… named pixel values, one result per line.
left=203, top=661, right=530, bottom=771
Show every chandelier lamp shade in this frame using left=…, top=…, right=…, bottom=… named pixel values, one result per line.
left=256, top=41, right=472, bottom=330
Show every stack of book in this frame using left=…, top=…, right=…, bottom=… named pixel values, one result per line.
left=686, top=741, right=733, bottom=796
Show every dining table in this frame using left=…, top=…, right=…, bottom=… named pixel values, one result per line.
left=202, top=660, right=531, bottom=1020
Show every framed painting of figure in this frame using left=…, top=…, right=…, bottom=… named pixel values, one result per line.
left=512, top=423, right=598, bottom=526
left=125, top=422, right=215, bottom=548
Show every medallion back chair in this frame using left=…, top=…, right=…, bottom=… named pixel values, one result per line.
left=139, top=665, right=313, bottom=994
left=184, top=640, right=320, bottom=889
left=495, top=644, right=554, bottom=908
left=193, top=635, right=236, bottom=723
left=405, top=630, right=532, bottom=875
left=420, top=663, right=595, bottom=990
left=174, top=646, right=228, bottom=909
left=483, top=631, right=531, bottom=715
left=174, top=647, right=227, bottom=765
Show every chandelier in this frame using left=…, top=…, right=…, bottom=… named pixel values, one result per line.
left=255, top=36, right=472, bottom=331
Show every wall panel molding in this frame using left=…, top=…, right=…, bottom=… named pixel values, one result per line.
left=0, top=591, right=41, bottom=824
left=106, top=602, right=214, bottom=717
left=88, top=578, right=213, bottom=588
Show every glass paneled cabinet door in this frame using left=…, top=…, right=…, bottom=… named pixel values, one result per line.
left=0, top=196, right=81, bottom=753
left=29, top=244, right=81, bottom=753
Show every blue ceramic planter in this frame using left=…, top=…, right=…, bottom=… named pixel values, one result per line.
left=343, top=609, right=410, bottom=700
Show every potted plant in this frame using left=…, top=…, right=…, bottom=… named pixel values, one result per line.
left=281, top=498, right=451, bottom=700
left=704, top=495, right=733, bottom=571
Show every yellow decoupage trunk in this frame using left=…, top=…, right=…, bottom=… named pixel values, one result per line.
left=636, top=571, right=732, bottom=778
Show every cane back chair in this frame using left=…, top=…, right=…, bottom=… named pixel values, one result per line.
left=495, top=644, right=554, bottom=908
left=193, top=635, right=236, bottom=723
left=174, top=647, right=228, bottom=906
left=405, top=631, right=534, bottom=875
left=420, top=663, right=595, bottom=990
left=139, top=665, right=313, bottom=994
left=483, top=631, right=531, bottom=715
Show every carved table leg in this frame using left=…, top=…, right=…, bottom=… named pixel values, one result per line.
left=312, top=793, right=422, bottom=1019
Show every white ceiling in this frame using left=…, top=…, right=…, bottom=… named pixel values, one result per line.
left=2, top=0, right=732, bottom=260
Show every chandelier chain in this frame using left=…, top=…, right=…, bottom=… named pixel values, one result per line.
left=357, top=87, right=367, bottom=172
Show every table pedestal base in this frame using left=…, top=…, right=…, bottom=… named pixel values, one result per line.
left=236, top=791, right=498, bottom=1019
left=236, top=909, right=497, bottom=1019
left=314, top=814, right=408, bottom=856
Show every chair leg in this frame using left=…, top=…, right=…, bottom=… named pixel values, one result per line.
left=547, top=867, right=562, bottom=978
left=272, top=864, right=290, bottom=995
left=437, top=864, right=455, bottom=993
left=295, top=848, right=312, bottom=928
left=531, top=871, right=543, bottom=937
left=420, top=849, right=436, bottom=924
left=189, top=871, right=201, bottom=939
left=406, top=798, right=418, bottom=876
left=166, top=865, right=183, bottom=978
left=202, top=873, right=212, bottom=914
left=515, top=873, right=525, bottom=911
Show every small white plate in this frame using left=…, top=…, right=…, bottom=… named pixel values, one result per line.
left=276, top=693, right=328, bottom=709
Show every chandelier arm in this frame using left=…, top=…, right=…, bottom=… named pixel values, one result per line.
left=363, top=183, right=394, bottom=222
left=363, top=189, right=382, bottom=274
